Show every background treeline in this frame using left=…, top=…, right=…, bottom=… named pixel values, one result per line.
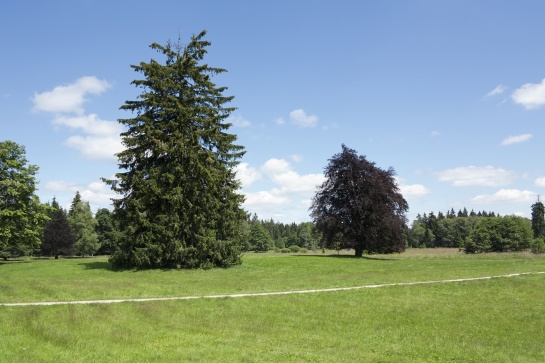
left=408, top=207, right=544, bottom=253
left=39, top=192, right=116, bottom=258
left=242, top=214, right=320, bottom=253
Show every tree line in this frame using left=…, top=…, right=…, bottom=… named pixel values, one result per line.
left=244, top=215, right=319, bottom=253
left=408, top=204, right=545, bottom=253
left=3, top=31, right=545, bottom=267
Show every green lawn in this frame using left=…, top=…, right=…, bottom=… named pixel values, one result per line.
left=1, top=250, right=545, bottom=362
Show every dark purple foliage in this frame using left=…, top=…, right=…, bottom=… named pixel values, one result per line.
left=310, top=145, right=408, bottom=256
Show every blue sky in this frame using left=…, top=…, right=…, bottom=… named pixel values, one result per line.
left=2, top=1, right=544, bottom=223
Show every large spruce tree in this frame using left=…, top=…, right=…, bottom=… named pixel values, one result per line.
left=106, top=31, right=246, bottom=269
left=310, top=145, right=408, bottom=256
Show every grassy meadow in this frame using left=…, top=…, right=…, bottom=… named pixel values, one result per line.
left=1, top=249, right=545, bottom=362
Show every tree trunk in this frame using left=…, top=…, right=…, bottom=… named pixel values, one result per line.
left=55, top=255, right=59, bottom=259
left=354, top=245, right=364, bottom=257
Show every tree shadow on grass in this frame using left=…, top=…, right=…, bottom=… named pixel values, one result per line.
left=0, top=259, right=31, bottom=266
left=78, top=261, right=117, bottom=271
left=292, top=254, right=399, bottom=261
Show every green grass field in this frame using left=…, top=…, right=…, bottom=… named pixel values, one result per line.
left=1, top=249, right=545, bottom=362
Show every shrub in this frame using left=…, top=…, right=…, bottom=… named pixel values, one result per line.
left=531, top=237, right=545, bottom=254
left=280, top=248, right=290, bottom=253
left=289, top=245, right=301, bottom=253
left=299, top=247, right=308, bottom=253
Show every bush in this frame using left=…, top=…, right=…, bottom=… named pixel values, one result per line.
left=289, top=245, right=301, bottom=253
left=280, top=248, right=290, bottom=253
left=299, top=247, right=308, bottom=253
left=273, top=247, right=280, bottom=253
left=531, top=237, right=545, bottom=254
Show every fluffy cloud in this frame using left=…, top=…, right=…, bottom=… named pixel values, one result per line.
left=486, top=84, right=506, bottom=97
left=399, top=183, right=431, bottom=199
left=228, top=115, right=252, bottom=128
left=468, top=189, right=537, bottom=204
left=235, top=163, right=261, bottom=188
left=238, top=158, right=325, bottom=222
left=512, top=78, right=545, bottom=109
left=32, top=76, right=111, bottom=114
left=261, top=158, right=324, bottom=194
left=33, top=76, right=122, bottom=160
left=500, top=133, right=533, bottom=146
left=395, top=177, right=430, bottom=199
left=536, top=177, right=545, bottom=187
left=289, top=109, right=318, bottom=128
left=44, top=179, right=116, bottom=211
left=435, top=166, right=515, bottom=187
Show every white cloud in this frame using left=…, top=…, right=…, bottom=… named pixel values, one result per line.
left=500, top=133, right=533, bottom=146
left=431, top=130, right=441, bottom=137
left=261, top=158, right=324, bottom=194
left=32, top=76, right=111, bottom=114
left=399, top=184, right=431, bottom=199
left=395, top=177, right=431, bottom=199
left=228, top=115, right=252, bottom=128
left=536, top=177, right=545, bottom=187
left=44, top=179, right=117, bottom=211
left=64, top=135, right=123, bottom=160
left=436, top=166, right=515, bottom=187
left=243, top=191, right=290, bottom=207
left=512, top=78, right=545, bottom=109
left=289, top=109, right=318, bottom=128
left=291, top=154, right=303, bottom=162
left=486, top=84, right=506, bottom=97
left=468, top=189, right=537, bottom=204
left=274, top=117, right=286, bottom=125
left=52, top=114, right=123, bottom=136
left=238, top=158, right=325, bottom=222
left=235, top=163, right=261, bottom=188
left=32, top=77, right=122, bottom=160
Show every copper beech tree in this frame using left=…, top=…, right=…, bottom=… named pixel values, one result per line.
left=310, top=145, right=408, bottom=256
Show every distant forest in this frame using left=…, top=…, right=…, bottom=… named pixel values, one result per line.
left=407, top=208, right=536, bottom=252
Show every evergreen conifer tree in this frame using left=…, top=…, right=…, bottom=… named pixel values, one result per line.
left=68, top=194, right=99, bottom=257
left=41, top=203, right=74, bottom=259
left=531, top=198, right=545, bottom=238
left=105, top=31, right=246, bottom=268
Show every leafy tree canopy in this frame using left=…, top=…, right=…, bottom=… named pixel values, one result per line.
left=105, top=30, right=246, bottom=269
left=310, top=145, right=408, bottom=256
left=0, top=140, right=50, bottom=259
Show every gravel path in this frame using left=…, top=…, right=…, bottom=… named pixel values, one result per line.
left=2, top=271, right=543, bottom=307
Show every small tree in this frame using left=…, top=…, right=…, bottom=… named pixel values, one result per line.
left=41, top=206, right=74, bottom=259
left=68, top=196, right=99, bottom=257
left=249, top=222, right=273, bottom=252
left=95, top=208, right=116, bottom=255
left=531, top=199, right=545, bottom=238
left=311, top=145, right=408, bottom=257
